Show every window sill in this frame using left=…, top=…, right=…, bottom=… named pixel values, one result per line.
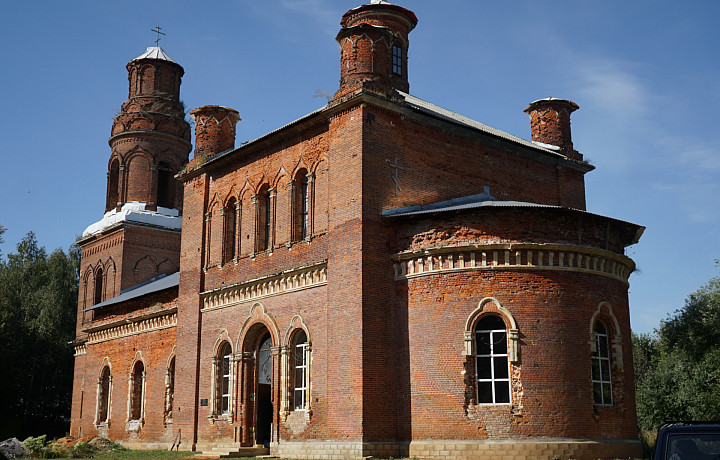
left=466, top=402, right=521, bottom=420
left=126, top=419, right=144, bottom=431
left=208, top=413, right=233, bottom=424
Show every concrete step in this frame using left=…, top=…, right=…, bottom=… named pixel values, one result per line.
left=194, top=446, right=270, bottom=458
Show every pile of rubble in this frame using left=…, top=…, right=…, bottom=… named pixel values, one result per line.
left=0, top=435, right=123, bottom=458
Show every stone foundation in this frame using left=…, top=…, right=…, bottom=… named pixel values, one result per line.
left=272, top=440, right=403, bottom=460
left=271, top=438, right=642, bottom=460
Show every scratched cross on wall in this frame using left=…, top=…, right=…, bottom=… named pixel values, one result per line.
left=386, top=156, right=407, bottom=196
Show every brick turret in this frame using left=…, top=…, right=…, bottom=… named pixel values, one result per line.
left=334, top=0, right=418, bottom=99
left=190, top=105, right=241, bottom=158
left=524, top=98, right=581, bottom=160
left=76, top=46, right=189, bottom=324
left=107, top=47, right=192, bottom=212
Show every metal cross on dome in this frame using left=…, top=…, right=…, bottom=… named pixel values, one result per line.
left=151, top=26, right=165, bottom=47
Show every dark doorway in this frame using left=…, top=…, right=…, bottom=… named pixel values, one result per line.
left=255, top=333, right=273, bottom=447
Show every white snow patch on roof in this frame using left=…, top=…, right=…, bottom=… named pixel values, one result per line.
left=132, top=46, right=177, bottom=64
left=532, top=141, right=561, bottom=151
left=83, top=202, right=181, bottom=237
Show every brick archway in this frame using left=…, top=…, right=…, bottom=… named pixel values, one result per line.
left=237, top=322, right=278, bottom=447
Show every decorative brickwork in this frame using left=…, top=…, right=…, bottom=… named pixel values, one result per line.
left=84, top=309, right=177, bottom=345
left=393, top=243, right=635, bottom=285
left=200, top=262, right=327, bottom=311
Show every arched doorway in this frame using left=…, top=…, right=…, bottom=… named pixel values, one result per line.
left=255, top=332, right=273, bottom=447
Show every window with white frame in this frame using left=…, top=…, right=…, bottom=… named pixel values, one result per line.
left=293, top=330, right=308, bottom=410
left=129, top=360, right=144, bottom=421
left=475, top=315, right=510, bottom=404
left=592, top=321, right=612, bottom=405
left=165, top=356, right=175, bottom=423
left=218, top=342, right=232, bottom=414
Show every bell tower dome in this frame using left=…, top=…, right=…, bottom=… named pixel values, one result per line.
left=77, top=45, right=190, bottom=306
left=106, top=46, right=192, bottom=213
left=334, top=0, right=418, bottom=99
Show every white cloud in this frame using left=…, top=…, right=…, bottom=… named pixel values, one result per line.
left=280, top=0, right=338, bottom=35
left=655, top=136, right=720, bottom=177
left=573, top=57, right=649, bottom=121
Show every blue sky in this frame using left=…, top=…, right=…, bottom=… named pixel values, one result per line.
left=1, top=1, right=718, bottom=334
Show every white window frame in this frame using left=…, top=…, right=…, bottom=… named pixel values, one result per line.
left=475, top=317, right=511, bottom=405
left=293, top=340, right=308, bottom=410
left=95, top=365, right=112, bottom=426
left=220, top=343, right=232, bottom=414
left=592, top=322, right=613, bottom=405
left=128, top=360, right=145, bottom=422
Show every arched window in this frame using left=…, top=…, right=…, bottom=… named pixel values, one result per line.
left=592, top=321, right=612, bottom=405
left=94, top=268, right=104, bottom=305
left=293, top=170, right=310, bottom=241
left=127, top=156, right=150, bottom=203
left=97, top=366, right=111, bottom=423
left=129, top=360, right=145, bottom=421
left=165, top=356, right=175, bottom=423
left=292, top=330, right=309, bottom=410
left=217, top=342, right=232, bottom=415
left=157, top=162, right=174, bottom=209
left=475, top=315, right=510, bottom=404
left=223, top=198, right=238, bottom=264
left=106, top=159, right=120, bottom=212
left=257, top=186, right=272, bottom=251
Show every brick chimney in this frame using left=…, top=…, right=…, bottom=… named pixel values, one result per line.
left=190, top=105, right=241, bottom=158
left=334, top=1, right=418, bottom=99
left=524, top=98, right=581, bottom=160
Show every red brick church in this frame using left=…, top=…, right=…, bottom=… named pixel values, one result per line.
left=70, top=1, right=644, bottom=458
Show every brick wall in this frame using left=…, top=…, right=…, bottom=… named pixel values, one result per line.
left=70, top=292, right=178, bottom=445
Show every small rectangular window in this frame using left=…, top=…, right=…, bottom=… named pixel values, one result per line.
left=392, top=45, right=403, bottom=75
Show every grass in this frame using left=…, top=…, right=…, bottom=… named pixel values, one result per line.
left=69, top=451, right=200, bottom=460
left=90, top=451, right=194, bottom=459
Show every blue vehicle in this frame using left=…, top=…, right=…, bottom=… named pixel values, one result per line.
left=654, top=422, right=720, bottom=460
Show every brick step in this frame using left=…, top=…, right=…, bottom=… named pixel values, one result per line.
left=193, top=446, right=270, bottom=459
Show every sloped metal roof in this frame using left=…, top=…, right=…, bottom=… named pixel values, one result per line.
left=397, top=91, right=566, bottom=159
left=81, top=271, right=179, bottom=312
left=132, top=46, right=177, bottom=64
left=382, top=193, right=558, bottom=218
left=195, top=88, right=590, bottom=177
left=382, top=193, right=644, bottom=245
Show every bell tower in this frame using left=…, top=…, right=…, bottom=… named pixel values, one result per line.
left=107, top=47, right=191, bottom=213
left=76, top=45, right=190, bottom=319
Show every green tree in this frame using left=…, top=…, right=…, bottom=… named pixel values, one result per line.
left=0, top=223, right=6, bottom=258
left=0, top=231, right=79, bottom=439
left=634, top=273, right=720, bottom=431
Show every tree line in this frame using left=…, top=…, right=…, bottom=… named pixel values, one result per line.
left=633, top=268, right=720, bottom=432
left=0, top=223, right=717, bottom=440
left=0, top=225, right=79, bottom=440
